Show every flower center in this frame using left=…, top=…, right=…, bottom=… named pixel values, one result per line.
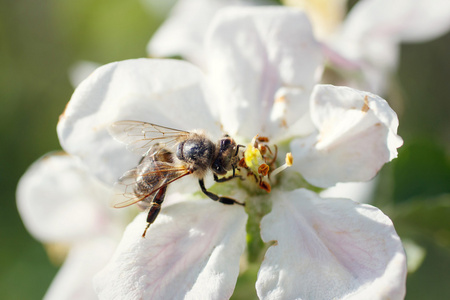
left=239, top=135, right=293, bottom=193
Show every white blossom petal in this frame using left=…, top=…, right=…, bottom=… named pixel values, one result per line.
left=328, top=38, right=398, bottom=94
left=342, top=0, right=450, bottom=43
left=94, top=199, right=247, bottom=300
left=148, top=0, right=224, bottom=67
left=147, top=0, right=273, bottom=67
left=148, top=0, right=252, bottom=67
left=269, top=87, right=316, bottom=140
left=58, top=59, right=221, bottom=185
left=291, top=85, right=403, bottom=188
left=205, top=6, right=323, bottom=138
left=329, top=0, right=450, bottom=94
left=44, top=237, right=117, bottom=300
left=16, top=153, right=116, bottom=242
left=256, top=189, right=406, bottom=300
left=320, top=179, right=377, bottom=204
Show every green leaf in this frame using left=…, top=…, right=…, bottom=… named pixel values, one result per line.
left=392, top=139, right=450, bottom=203
left=404, top=239, right=450, bottom=300
left=393, top=194, right=450, bottom=249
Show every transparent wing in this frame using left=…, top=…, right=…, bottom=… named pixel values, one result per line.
left=112, top=162, right=191, bottom=208
left=108, top=120, right=190, bottom=156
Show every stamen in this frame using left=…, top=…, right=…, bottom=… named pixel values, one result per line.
left=258, top=164, right=270, bottom=176
left=238, top=157, right=247, bottom=168
left=271, top=153, right=293, bottom=178
left=258, top=145, right=267, bottom=155
left=286, top=152, right=293, bottom=166
left=241, top=135, right=289, bottom=193
left=259, top=180, right=271, bottom=193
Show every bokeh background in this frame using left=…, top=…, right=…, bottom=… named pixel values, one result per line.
left=1, top=0, right=449, bottom=299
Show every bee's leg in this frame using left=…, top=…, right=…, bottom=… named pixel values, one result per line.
left=213, top=165, right=244, bottom=183
left=235, top=144, right=245, bottom=156
left=213, top=173, right=243, bottom=182
left=142, top=186, right=167, bottom=238
left=199, top=178, right=245, bottom=206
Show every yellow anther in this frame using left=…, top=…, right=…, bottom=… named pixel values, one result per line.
left=286, top=152, right=293, bottom=166
left=271, top=153, right=294, bottom=178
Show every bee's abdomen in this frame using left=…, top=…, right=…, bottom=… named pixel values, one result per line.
left=135, top=146, right=174, bottom=195
left=135, top=162, right=161, bottom=194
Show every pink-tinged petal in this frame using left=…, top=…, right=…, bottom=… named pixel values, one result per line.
left=94, top=199, right=247, bottom=300
left=205, top=6, right=323, bottom=138
left=16, top=153, right=116, bottom=243
left=328, top=34, right=399, bottom=94
left=44, top=237, right=117, bottom=300
left=291, top=85, right=402, bottom=188
left=256, top=189, right=406, bottom=300
left=57, top=58, right=221, bottom=185
left=321, top=43, right=362, bottom=71
left=342, top=0, right=450, bottom=43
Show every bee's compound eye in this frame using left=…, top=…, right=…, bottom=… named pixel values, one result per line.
left=212, top=160, right=227, bottom=175
left=221, top=139, right=231, bottom=148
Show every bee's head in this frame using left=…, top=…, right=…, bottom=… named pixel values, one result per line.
left=212, top=136, right=238, bottom=175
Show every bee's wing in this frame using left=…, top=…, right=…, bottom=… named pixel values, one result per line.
left=108, top=120, right=190, bottom=156
left=112, top=162, right=191, bottom=208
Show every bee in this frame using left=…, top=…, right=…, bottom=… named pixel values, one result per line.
left=108, top=120, right=245, bottom=237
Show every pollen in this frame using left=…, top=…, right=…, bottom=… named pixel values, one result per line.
left=286, top=152, right=293, bottom=166
left=244, top=139, right=265, bottom=175
left=271, top=153, right=294, bottom=178
left=362, top=95, right=370, bottom=112
left=242, top=135, right=279, bottom=193
left=258, top=164, right=270, bottom=176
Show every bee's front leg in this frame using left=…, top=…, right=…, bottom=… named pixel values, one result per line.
left=213, top=164, right=244, bottom=182
left=198, top=178, right=245, bottom=206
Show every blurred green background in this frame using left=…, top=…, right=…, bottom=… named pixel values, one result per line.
left=1, top=0, right=449, bottom=299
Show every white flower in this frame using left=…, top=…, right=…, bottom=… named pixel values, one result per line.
left=256, top=189, right=406, bottom=300
left=58, top=7, right=406, bottom=299
left=326, top=0, right=450, bottom=93
left=16, top=152, right=127, bottom=300
left=147, top=0, right=272, bottom=68
left=291, top=85, right=403, bottom=188
left=148, top=0, right=450, bottom=94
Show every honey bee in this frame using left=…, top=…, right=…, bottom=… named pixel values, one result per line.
left=108, top=120, right=245, bottom=237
